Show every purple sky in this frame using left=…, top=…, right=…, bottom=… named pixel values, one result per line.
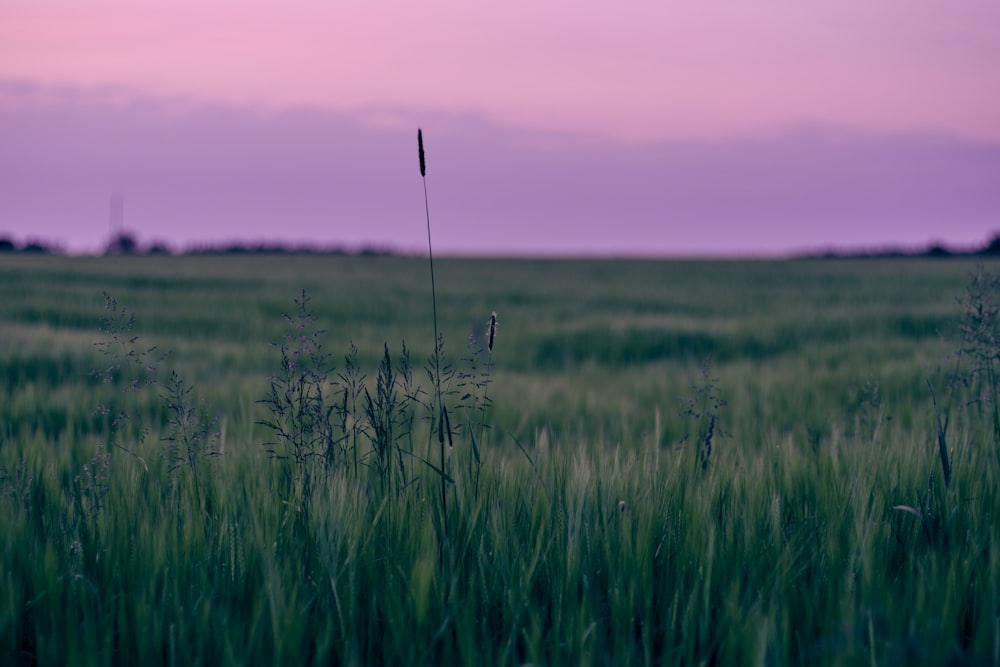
left=2, top=1, right=999, bottom=256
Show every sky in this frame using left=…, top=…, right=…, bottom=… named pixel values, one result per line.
left=1, top=1, right=999, bottom=256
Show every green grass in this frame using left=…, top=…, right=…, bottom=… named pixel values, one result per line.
left=2, top=253, right=999, bottom=665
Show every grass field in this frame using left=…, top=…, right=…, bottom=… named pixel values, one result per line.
left=1, top=253, right=999, bottom=665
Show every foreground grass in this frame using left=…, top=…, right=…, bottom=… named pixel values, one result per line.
left=4, top=421, right=998, bottom=665
left=2, top=254, right=999, bottom=665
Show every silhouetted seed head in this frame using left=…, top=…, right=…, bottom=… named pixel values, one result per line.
left=488, top=311, right=497, bottom=353
left=418, top=128, right=426, bottom=177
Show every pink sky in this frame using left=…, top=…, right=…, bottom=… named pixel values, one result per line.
left=1, top=1, right=999, bottom=255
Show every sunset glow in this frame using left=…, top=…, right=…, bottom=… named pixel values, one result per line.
left=1, top=1, right=998, bottom=254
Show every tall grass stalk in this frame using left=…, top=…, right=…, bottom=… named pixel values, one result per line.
left=418, top=128, right=450, bottom=552
left=926, top=378, right=952, bottom=489
left=467, top=312, right=497, bottom=499
left=482, top=311, right=497, bottom=444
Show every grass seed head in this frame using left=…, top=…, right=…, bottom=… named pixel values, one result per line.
left=418, top=128, right=426, bottom=177
left=488, top=311, right=497, bottom=354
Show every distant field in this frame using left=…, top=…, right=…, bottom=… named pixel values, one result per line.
left=2, top=253, right=998, bottom=665
left=0, top=254, right=977, bottom=446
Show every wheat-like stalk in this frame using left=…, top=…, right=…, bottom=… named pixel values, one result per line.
left=418, top=129, right=438, bottom=350
left=487, top=311, right=497, bottom=354
left=418, top=128, right=449, bottom=553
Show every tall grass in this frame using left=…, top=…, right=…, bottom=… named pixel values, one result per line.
left=418, top=127, right=453, bottom=557
left=2, top=244, right=1000, bottom=664
left=3, top=386, right=999, bottom=664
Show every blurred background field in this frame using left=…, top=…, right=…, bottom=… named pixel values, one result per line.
left=2, top=253, right=999, bottom=666
left=0, top=253, right=979, bottom=452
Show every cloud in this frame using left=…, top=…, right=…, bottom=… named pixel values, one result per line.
left=2, top=80, right=999, bottom=255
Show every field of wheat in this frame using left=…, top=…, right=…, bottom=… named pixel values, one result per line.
left=1, top=253, right=998, bottom=665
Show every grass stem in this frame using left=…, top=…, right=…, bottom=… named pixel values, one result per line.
left=418, top=128, right=449, bottom=550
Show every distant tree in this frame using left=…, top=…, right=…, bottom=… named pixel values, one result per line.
left=924, top=243, right=952, bottom=258
left=980, top=233, right=1000, bottom=255
left=105, top=231, right=139, bottom=255
left=22, top=241, right=50, bottom=254
left=0, top=237, right=16, bottom=253
left=147, top=241, right=173, bottom=255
